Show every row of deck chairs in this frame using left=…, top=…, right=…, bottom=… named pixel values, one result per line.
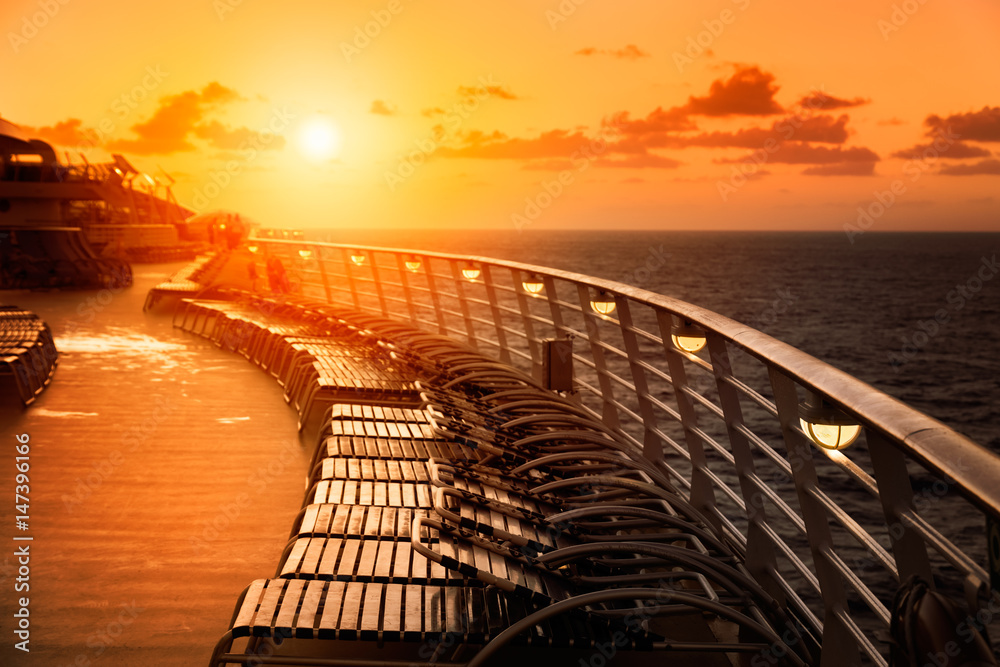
left=182, top=291, right=815, bottom=665
left=143, top=251, right=231, bottom=311
left=0, top=305, right=58, bottom=406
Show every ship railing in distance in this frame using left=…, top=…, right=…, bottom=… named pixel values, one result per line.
left=250, top=238, right=1000, bottom=666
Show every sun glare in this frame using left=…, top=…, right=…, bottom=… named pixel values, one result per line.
left=298, top=118, right=341, bottom=162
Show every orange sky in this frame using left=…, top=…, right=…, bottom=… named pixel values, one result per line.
left=2, top=0, right=999, bottom=230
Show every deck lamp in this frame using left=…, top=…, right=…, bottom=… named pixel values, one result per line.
left=522, top=274, right=544, bottom=294
left=462, top=263, right=481, bottom=281
left=247, top=245, right=259, bottom=254
left=298, top=249, right=312, bottom=259
left=798, top=392, right=862, bottom=450
left=590, top=290, right=616, bottom=315
left=405, top=256, right=422, bottom=272
left=351, top=252, right=366, bottom=266
left=671, top=319, right=707, bottom=353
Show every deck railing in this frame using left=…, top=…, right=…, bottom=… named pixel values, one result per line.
left=248, top=238, right=1000, bottom=666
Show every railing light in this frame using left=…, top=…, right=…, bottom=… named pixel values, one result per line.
left=671, top=319, right=707, bottom=353
left=351, top=252, right=366, bottom=266
left=405, top=256, right=422, bottom=272
left=247, top=245, right=259, bottom=254
left=590, top=290, right=616, bottom=315
left=298, top=249, right=312, bottom=259
left=799, top=392, right=861, bottom=450
left=522, top=274, right=544, bottom=294
left=462, top=263, right=481, bottom=281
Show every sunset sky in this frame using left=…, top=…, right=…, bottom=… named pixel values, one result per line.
left=2, top=0, right=999, bottom=230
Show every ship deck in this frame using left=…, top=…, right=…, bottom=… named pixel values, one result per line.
left=0, top=262, right=308, bottom=665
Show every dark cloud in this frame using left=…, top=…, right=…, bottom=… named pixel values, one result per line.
left=938, top=159, right=1000, bottom=175
left=436, top=129, right=586, bottom=159
left=802, top=162, right=877, bottom=176
left=890, top=141, right=991, bottom=160
left=796, top=93, right=869, bottom=110
left=683, top=66, right=783, bottom=116
left=19, top=118, right=95, bottom=148
left=107, top=82, right=250, bottom=155
left=456, top=85, right=518, bottom=100
left=717, top=143, right=879, bottom=165
left=925, top=106, right=1000, bottom=142
left=598, top=154, right=682, bottom=169
left=575, top=44, right=650, bottom=60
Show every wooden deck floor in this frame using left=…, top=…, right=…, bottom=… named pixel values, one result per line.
left=0, top=261, right=309, bottom=666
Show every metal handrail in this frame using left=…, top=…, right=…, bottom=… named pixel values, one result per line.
left=248, top=237, right=1000, bottom=666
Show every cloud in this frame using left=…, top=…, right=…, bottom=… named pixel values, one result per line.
left=106, top=82, right=249, bottom=155
left=802, top=161, right=877, bottom=176
left=938, top=159, right=1000, bottom=175
left=192, top=120, right=285, bottom=151
left=575, top=44, right=650, bottom=60
left=456, top=84, right=518, bottom=100
left=716, top=143, right=879, bottom=165
left=370, top=100, right=397, bottom=116
left=606, top=107, right=697, bottom=136
left=890, top=141, right=991, bottom=160
left=683, top=66, right=783, bottom=116
left=654, top=114, right=851, bottom=149
left=924, top=106, right=1000, bottom=142
left=878, top=117, right=906, bottom=126
left=436, top=129, right=587, bottom=159
left=19, top=118, right=95, bottom=148
left=796, top=92, right=869, bottom=110
left=599, top=154, right=682, bottom=169
left=421, top=107, right=446, bottom=117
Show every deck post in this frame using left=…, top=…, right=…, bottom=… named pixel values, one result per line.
left=867, top=429, right=934, bottom=584
left=576, top=283, right=620, bottom=430
left=616, top=296, right=662, bottom=463
left=770, top=368, right=863, bottom=667
left=450, top=261, right=478, bottom=350
left=481, top=265, right=511, bottom=364
left=512, top=268, right=542, bottom=380
left=658, top=311, right=721, bottom=535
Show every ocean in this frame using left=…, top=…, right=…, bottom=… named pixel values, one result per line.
left=308, top=229, right=1000, bottom=452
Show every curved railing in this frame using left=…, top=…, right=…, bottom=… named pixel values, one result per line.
left=246, top=238, right=1000, bottom=665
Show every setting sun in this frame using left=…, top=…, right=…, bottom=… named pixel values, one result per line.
left=297, top=117, right=341, bottom=162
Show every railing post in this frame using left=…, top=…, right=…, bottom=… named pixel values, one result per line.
left=423, top=258, right=449, bottom=336
left=657, top=311, right=721, bottom=535
left=369, top=251, right=388, bottom=317
left=867, top=429, right=934, bottom=583
left=481, top=265, right=511, bottom=364
left=576, top=284, right=620, bottom=430
left=615, top=296, right=661, bottom=463
left=706, top=333, right=785, bottom=604
left=770, top=368, right=862, bottom=667
left=512, top=268, right=542, bottom=380
left=315, top=245, right=332, bottom=303
left=341, top=248, right=361, bottom=310
left=395, top=253, right=419, bottom=327
left=451, top=262, right=478, bottom=350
